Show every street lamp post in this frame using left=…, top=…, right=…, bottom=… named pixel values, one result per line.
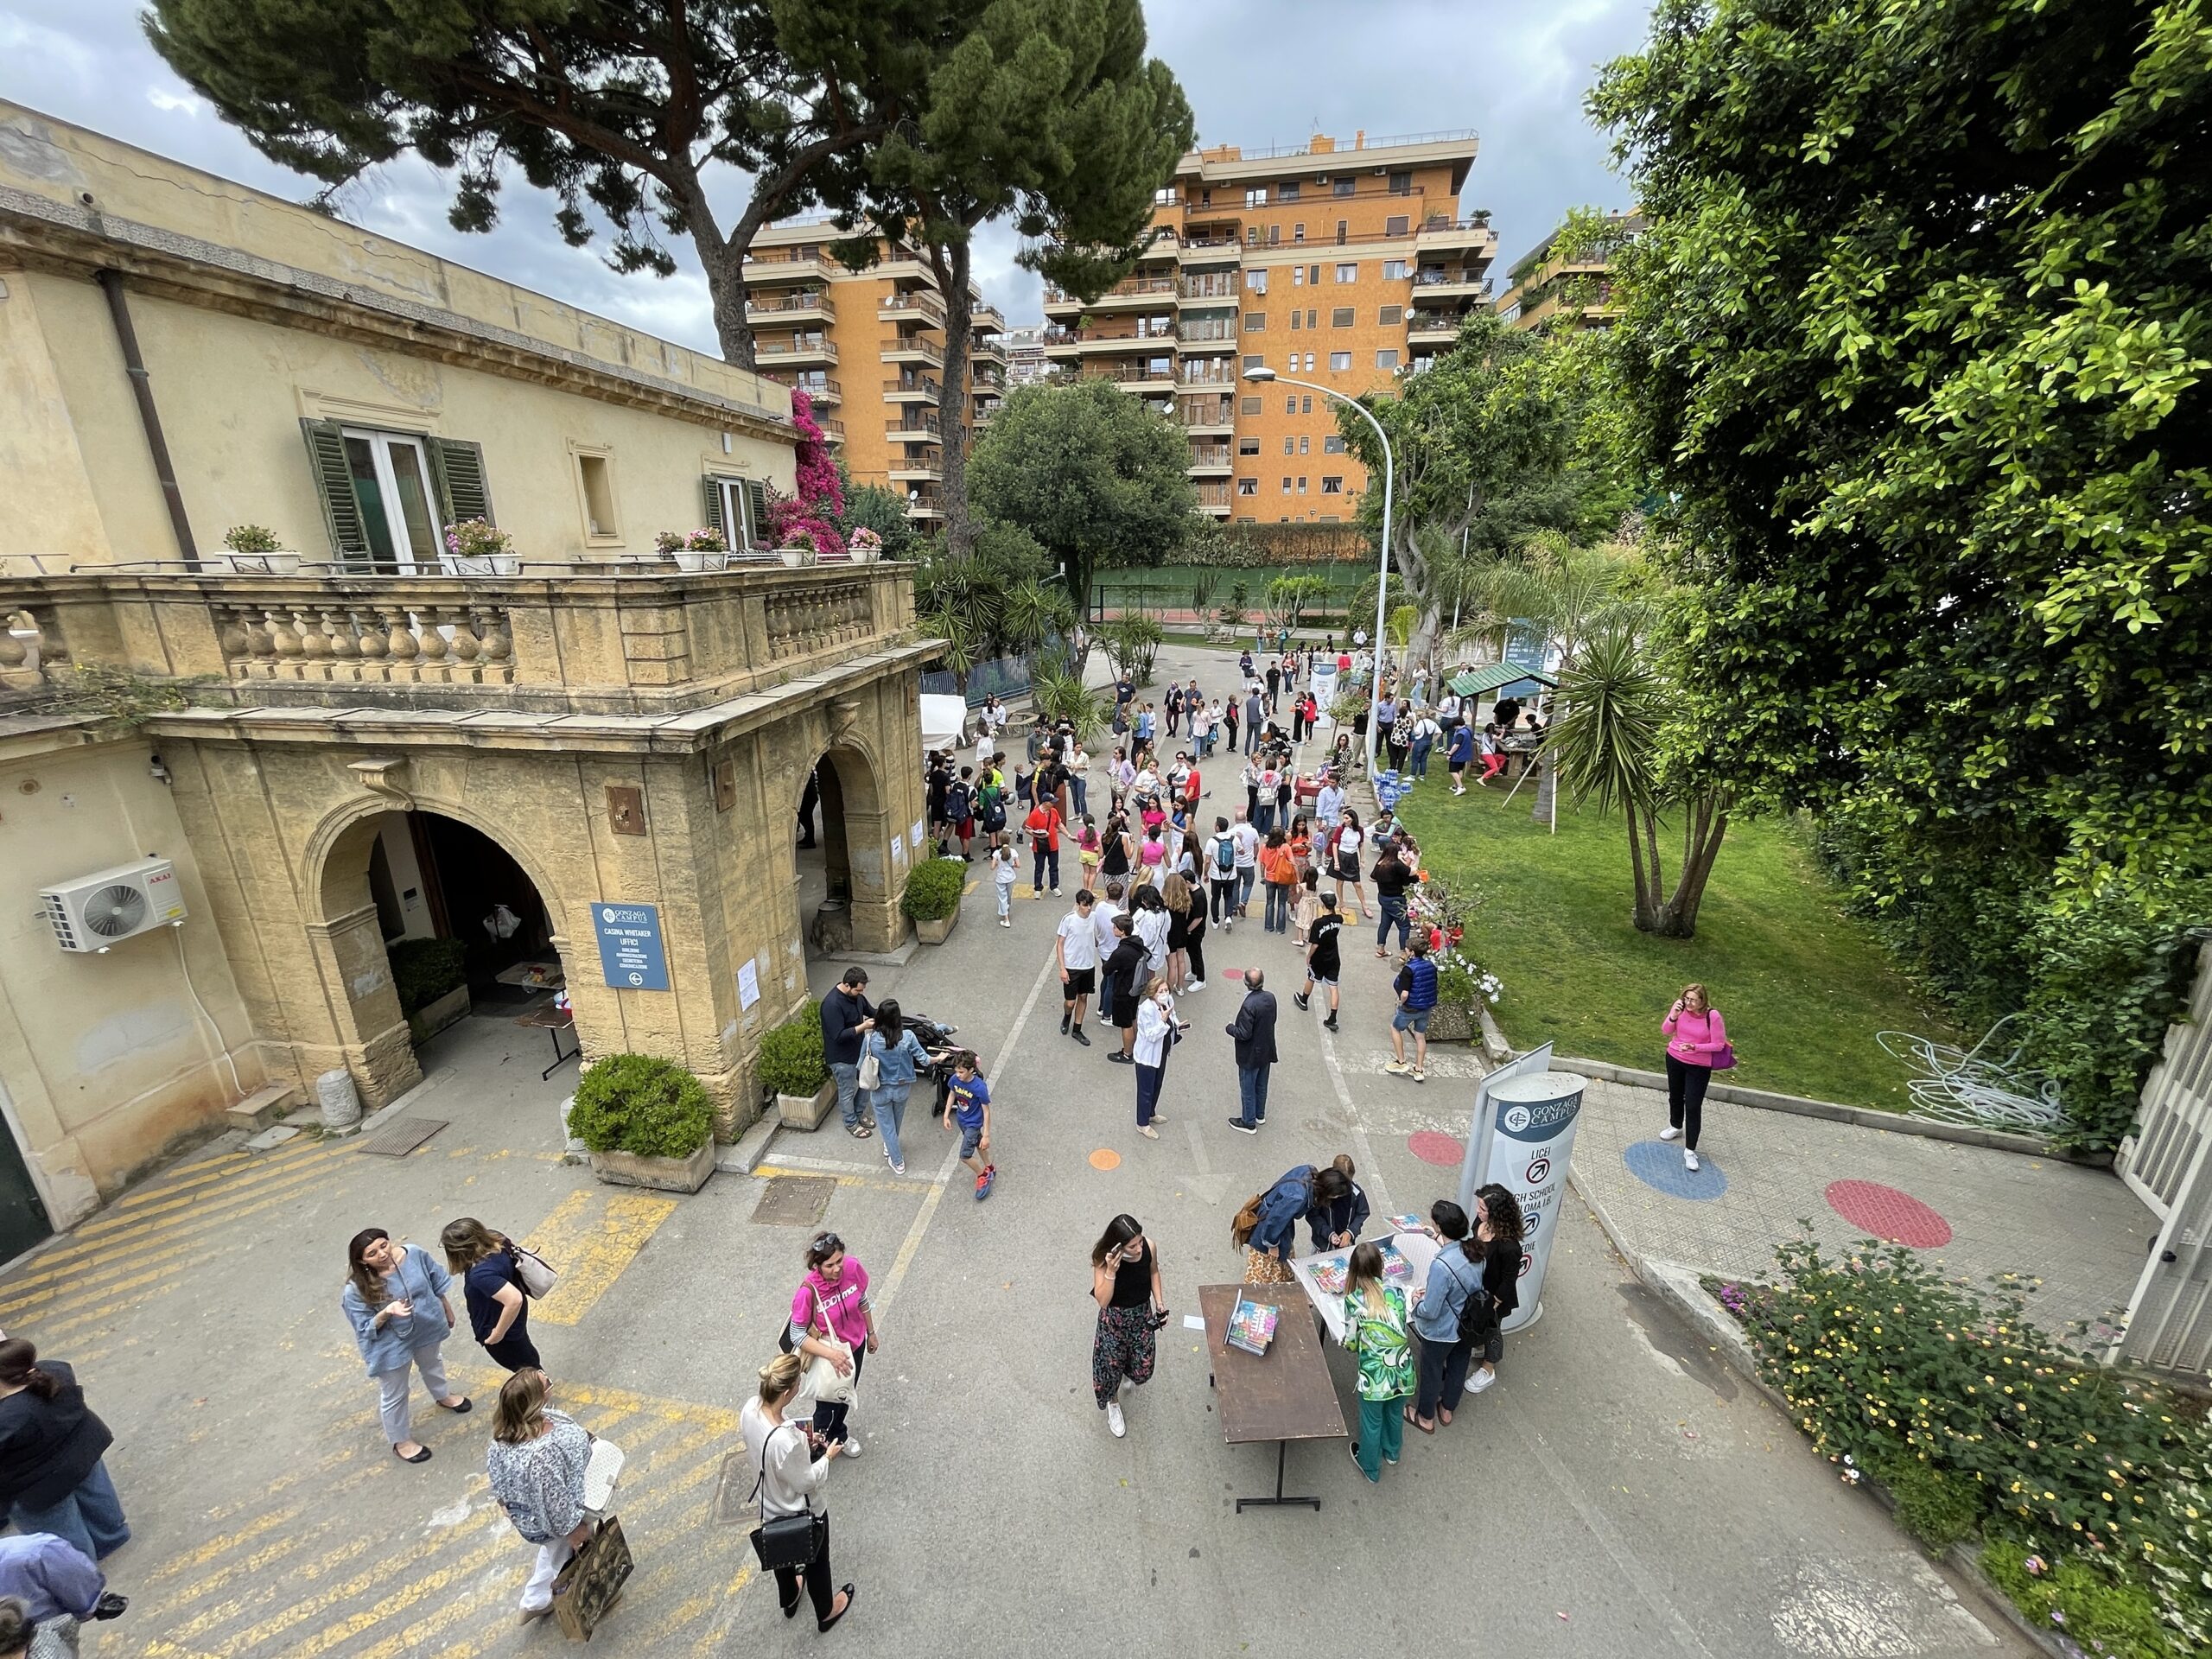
left=1242, top=367, right=1394, bottom=779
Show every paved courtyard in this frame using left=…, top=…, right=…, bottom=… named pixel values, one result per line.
left=5, top=638, right=2064, bottom=1658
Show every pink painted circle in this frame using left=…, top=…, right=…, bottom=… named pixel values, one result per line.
left=1825, top=1179, right=1952, bottom=1249
left=1408, top=1131, right=1465, bottom=1168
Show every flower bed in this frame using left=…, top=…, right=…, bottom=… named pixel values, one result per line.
left=1707, top=1236, right=2209, bottom=1657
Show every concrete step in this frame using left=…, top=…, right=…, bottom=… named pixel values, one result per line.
left=225, top=1083, right=299, bottom=1133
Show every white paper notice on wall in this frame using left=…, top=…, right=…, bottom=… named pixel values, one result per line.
left=910, top=819, right=925, bottom=851
left=736, top=960, right=760, bottom=1011
left=892, top=834, right=906, bottom=867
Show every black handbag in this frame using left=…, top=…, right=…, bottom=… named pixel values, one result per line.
left=748, top=1424, right=821, bottom=1572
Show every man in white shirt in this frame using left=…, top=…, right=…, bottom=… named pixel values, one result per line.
left=1316, top=778, right=1345, bottom=835
left=1230, top=810, right=1262, bottom=920
left=1055, top=889, right=1102, bottom=1046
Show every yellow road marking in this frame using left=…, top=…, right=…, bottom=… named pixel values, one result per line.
left=66, top=1141, right=346, bottom=1241
left=530, top=1192, right=677, bottom=1326
left=143, top=1505, right=302, bottom=1583
left=754, top=1161, right=933, bottom=1195
left=95, top=1138, right=327, bottom=1216
left=690, top=1563, right=760, bottom=1656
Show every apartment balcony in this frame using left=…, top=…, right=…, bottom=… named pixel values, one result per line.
left=887, top=450, right=944, bottom=483
left=1177, top=364, right=1236, bottom=390
left=1041, top=274, right=1179, bottom=311
left=969, top=335, right=1008, bottom=365
left=1412, top=268, right=1494, bottom=301
left=0, top=561, right=918, bottom=723
left=882, top=334, right=945, bottom=368
left=1407, top=310, right=1465, bottom=345
left=1041, top=327, right=1082, bottom=356
left=747, top=291, right=836, bottom=324
left=904, top=488, right=946, bottom=521
left=1176, top=231, right=1244, bottom=264
left=1178, top=274, right=1240, bottom=302
left=970, top=366, right=1007, bottom=392
left=755, top=335, right=837, bottom=366
left=970, top=402, right=999, bottom=429
left=1186, top=445, right=1235, bottom=475
left=878, top=291, right=947, bottom=327
left=971, top=303, right=1007, bottom=334
left=1083, top=360, right=1177, bottom=393
left=1175, top=318, right=1238, bottom=353
left=817, top=417, right=847, bottom=445
left=883, top=373, right=943, bottom=403
left=770, top=374, right=842, bottom=407
left=741, top=251, right=836, bottom=286
left=886, top=413, right=944, bottom=442
left=1194, top=482, right=1233, bottom=515
left=1179, top=401, right=1235, bottom=435
left=1414, top=216, right=1500, bottom=257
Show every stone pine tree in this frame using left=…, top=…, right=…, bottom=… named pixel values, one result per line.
left=143, top=0, right=916, bottom=368
left=795, top=0, right=1192, bottom=554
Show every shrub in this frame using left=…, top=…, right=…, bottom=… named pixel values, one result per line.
left=442, top=518, right=512, bottom=560
left=222, top=524, right=282, bottom=552
left=389, top=938, right=468, bottom=1015
left=1878, top=1459, right=1980, bottom=1553
left=757, top=1014, right=828, bottom=1100
left=1980, top=1541, right=2171, bottom=1659
left=901, top=857, right=966, bottom=922
left=567, top=1053, right=712, bottom=1159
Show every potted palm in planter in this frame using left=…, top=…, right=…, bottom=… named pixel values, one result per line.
left=566, top=1052, right=717, bottom=1192
left=757, top=1013, right=835, bottom=1129
left=901, top=857, right=965, bottom=945
left=656, top=527, right=730, bottom=573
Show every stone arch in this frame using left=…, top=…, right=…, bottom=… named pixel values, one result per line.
left=784, top=734, right=901, bottom=957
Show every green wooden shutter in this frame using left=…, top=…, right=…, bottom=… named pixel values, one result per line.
left=429, top=438, right=493, bottom=525
left=743, top=480, right=770, bottom=550
left=700, top=475, right=725, bottom=541
left=299, top=418, right=369, bottom=558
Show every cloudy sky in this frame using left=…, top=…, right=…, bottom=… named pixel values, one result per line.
left=0, top=0, right=1649, bottom=354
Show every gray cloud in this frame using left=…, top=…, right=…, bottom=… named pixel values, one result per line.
left=1, top=0, right=1649, bottom=350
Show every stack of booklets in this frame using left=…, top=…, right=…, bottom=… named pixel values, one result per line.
left=1225, top=1296, right=1280, bottom=1356
left=1388, top=1214, right=1427, bottom=1234
left=1308, top=1257, right=1350, bottom=1295
left=1378, top=1243, right=1412, bottom=1281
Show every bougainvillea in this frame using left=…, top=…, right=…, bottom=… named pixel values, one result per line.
left=766, top=388, right=846, bottom=558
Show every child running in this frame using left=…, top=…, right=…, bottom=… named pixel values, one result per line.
left=943, top=1055, right=995, bottom=1200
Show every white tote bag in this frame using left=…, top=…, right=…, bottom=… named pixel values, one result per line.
left=513, top=1244, right=559, bottom=1300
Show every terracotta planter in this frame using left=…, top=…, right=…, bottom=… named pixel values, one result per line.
left=914, top=909, right=958, bottom=945
left=405, top=982, right=472, bottom=1045
left=775, top=1077, right=837, bottom=1131
left=588, top=1139, right=716, bottom=1193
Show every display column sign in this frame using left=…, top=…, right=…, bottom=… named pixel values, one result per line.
left=593, top=902, right=670, bottom=991
left=1469, top=1068, right=1585, bottom=1333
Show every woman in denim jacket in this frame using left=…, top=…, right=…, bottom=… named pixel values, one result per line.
left=340, top=1227, right=470, bottom=1463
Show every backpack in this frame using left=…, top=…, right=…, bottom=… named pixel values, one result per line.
left=1212, top=834, right=1236, bottom=876
left=1451, top=1252, right=1497, bottom=1343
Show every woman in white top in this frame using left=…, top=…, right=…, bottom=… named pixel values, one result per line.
left=1132, top=975, right=1181, bottom=1140
left=740, top=1352, right=855, bottom=1632
left=1332, top=809, right=1371, bottom=920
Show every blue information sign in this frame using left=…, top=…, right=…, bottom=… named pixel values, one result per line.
left=593, top=901, right=670, bottom=991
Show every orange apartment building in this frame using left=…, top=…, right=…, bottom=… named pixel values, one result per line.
left=741, top=217, right=1009, bottom=525
left=1496, top=208, right=1646, bottom=331
left=1042, top=129, right=1494, bottom=524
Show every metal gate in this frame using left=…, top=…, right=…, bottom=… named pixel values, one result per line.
left=2112, top=939, right=2212, bottom=1376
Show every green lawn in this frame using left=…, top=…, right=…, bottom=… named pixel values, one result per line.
left=1394, top=785, right=1963, bottom=1111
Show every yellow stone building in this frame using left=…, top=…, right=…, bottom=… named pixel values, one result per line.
left=0, top=105, right=931, bottom=1245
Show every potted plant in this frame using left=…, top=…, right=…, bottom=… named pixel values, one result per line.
left=211, top=524, right=302, bottom=575
left=778, top=538, right=818, bottom=569
left=900, top=856, right=966, bottom=945
left=441, top=518, right=521, bottom=575
left=847, top=527, right=884, bottom=565
left=390, top=937, right=471, bottom=1044
left=565, top=1052, right=717, bottom=1192
left=655, top=527, right=730, bottom=573
left=757, top=1014, right=836, bottom=1129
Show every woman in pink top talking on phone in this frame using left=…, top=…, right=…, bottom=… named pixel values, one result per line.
left=1660, top=983, right=1729, bottom=1173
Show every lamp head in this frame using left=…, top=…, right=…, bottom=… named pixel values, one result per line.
left=1241, top=365, right=1277, bottom=384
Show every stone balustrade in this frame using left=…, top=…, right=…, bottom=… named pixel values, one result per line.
left=212, top=594, right=515, bottom=685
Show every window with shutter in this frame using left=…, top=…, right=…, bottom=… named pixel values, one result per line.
left=300, top=418, right=369, bottom=560
left=428, top=439, right=493, bottom=526
left=744, top=480, right=771, bottom=550
left=700, top=475, right=727, bottom=541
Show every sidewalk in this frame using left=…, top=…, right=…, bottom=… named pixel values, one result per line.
left=1567, top=1073, right=2158, bottom=1343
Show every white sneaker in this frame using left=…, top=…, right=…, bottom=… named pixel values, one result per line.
left=1466, top=1368, right=1497, bottom=1395
left=1683, top=1150, right=1700, bottom=1173
left=1105, top=1401, right=1126, bottom=1438
left=1659, top=1126, right=1681, bottom=1141
left=1185, top=979, right=1205, bottom=993
left=841, top=1436, right=862, bottom=1457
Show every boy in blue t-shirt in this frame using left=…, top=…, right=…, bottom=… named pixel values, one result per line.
left=943, top=1056, right=995, bottom=1199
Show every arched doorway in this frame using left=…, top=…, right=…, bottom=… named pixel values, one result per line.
left=791, top=743, right=895, bottom=975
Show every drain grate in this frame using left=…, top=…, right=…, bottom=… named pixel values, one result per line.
left=750, top=1174, right=835, bottom=1228
left=353, top=1116, right=449, bottom=1158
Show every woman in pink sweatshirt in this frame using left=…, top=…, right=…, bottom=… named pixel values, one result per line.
left=1660, top=984, right=1727, bottom=1173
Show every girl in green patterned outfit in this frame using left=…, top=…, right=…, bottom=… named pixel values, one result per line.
left=1343, top=1241, right=1414, bottom=1482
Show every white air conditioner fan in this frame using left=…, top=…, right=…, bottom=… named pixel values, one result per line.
left=41, top=858, right=187, bottom=952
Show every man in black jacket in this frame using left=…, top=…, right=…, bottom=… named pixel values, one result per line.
left=819, top=968, right=875, bottom=1138
left=1225, top=968, right=1279, bottom=1134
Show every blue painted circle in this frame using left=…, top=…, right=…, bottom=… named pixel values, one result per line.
left=1623, top=1139, right=1728, bottom=1200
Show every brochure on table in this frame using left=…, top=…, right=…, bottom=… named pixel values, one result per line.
left=1289, top=1228, right=1444, bottom=1345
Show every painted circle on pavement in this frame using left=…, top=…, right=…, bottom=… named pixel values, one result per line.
left=1408, top=1131, right=1464, bottom=1167
left=1623, top=1139, right=1728, bottom=1200
left=1089, top=1147, right=1122, bottom=1171
left=1826, top=1179, right=1951, bottom=1248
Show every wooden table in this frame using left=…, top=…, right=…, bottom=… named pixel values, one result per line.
left=1198, top=1282, right=1347, bottom=1512
left=517, top=1004, right=579, bottom=1079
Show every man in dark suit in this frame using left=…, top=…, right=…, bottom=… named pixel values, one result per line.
left=1225, top=967, right=1279, bottom=1134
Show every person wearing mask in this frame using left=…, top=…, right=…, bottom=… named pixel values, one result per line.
left=1386, top=936, right=1441, bottom=1084
left=1293, top=893, right=1344, bottom=1032
left=1661, top=983, right=1730, bottom=1173
left=1224, top=968, right=1279, bottom=1135
left=486, top=1368, right=594, bottom=1627
left=440, top=1218, right=542, bottom=1373
left=1233, top=1164, right=1351, bottom=1284
left=0, top=1529, right=124, bottom=1651
left=1342, top=1241, right=1414, bottom=1483
left=818, top=968, right=876, bottom=1141
left=1306, top=1152, right=1370, bottom=1249
left=1103, top=914, right=1149, bottom=1066
left=1371, top=839, right=1416, bottom=958
left=861, top=1001, right=939, bottom=1177
left=1090, top=1216, right=1166, bottom=1439
left=0, top=1344, right=127, bottom=1564
left=1131, top=975, right=1180, bottom=1140
left=1056, top=888, right=1101, bottom=1048
left=1465, top=1185, right=1528, bottom=1397
left=340, top=1230, right=469, bottom=1465
left=741, top=1354, right=855, bottom=1632
left=789, top=1232, right=878, bottom=1454
left=1405, top=1200, right=1481, bottom=1434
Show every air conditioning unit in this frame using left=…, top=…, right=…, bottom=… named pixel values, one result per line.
left=41, top=859, right=187, bottom=952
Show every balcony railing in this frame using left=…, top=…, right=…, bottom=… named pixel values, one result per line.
left=971, top=367, right=1006, bottom=391
left=879, top=292, right=948, bottom=326
left=1042, top=274, right=1179, bottom=306
left=1194, top=482, right=1232, bottom=507
left=1082, top=363, right=1175, bottom=385
left=747, top=291, right=836, bottom=321
left=0, top=562, right=916, bottom=720
left=756, top=335, right=837, bottom=362
left=1179, top=401, right=1235, bottom=428
left=1187, top=445, right=1234, bottom=468
left=884, top=373, right=943, bottom=397
left=883, top=335, right=944, bottom=367
left=1179, top=275, right=1239, bottom=300
left=1413, top=270, right=1494, bottom=295
left=887, top=413, right=944, bottom=438
left=818, top=417, right=848, bottom=441
left=1179, top=364, right=1235, bottom=386
left=1176, top=319, right=1238, bottom=343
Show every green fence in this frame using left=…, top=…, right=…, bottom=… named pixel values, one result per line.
left=1090, top=563, right=1370, bottom=626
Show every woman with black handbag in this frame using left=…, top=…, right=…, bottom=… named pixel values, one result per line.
left=741, top=1353, right=855, bottom=1632
left=1089, top=1216, right=1166, bottom=1440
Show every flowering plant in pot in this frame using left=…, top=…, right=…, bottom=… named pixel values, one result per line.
left=213, top=524, right=301, bottom=575
left=655, top=527, right=729, bottom=572
left=848, top=527, right=885, bottom=564
left=441, top=518, right=519, bottom=575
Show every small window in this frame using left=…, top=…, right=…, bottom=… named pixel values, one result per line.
left=1389, top=170, right=1412, bottom=195
left=1294, top=224, right=1306, bottom=244
left=1379, top=304, right=1403, bottom=326
left=1303, top=353, right=1316, bottom=372
left=1324, top=435, right=1347, bottom=454
left=1237, top=477, right=1258, bottom=495
left=1283, top=437, right=1295, bottom=455
left=1245, top=187, right=1268, bottom=207
left=1281, top=477, right=1293, bottom=494
left=575, top=451, right=620, bottom=542
left=1201, top=189, right=1212, bottom=207
left=1292, top=266, right=1305, bottom=286
left=1245, top=312, right=1267, bottom=332
left=1242, top=395, right=1263, bottom=416
left=1308, top=264, right=1321, bottom=286
left=1376, top=349, right=1401, bottom=370
left=1301, top=396, right=1313, bottom=414
left=1285, top=396, right=1297, bottom=414
left=1335, top=263, right=1357, bottom=283
left=1330, top=351, right=1351, bottom=372
left=1383, top=259, right=1409, bottom=281
left=1333, top=179, right=1355, bottom=198
left=1297, top=477, right=1308, bottom=494
left=1336, top=220, right=1349, bottom=245
left=1332, top=307, right=1355, bottom=327
left=1322, top=476, right=1344, bottom=494
left=1242, top=353, right=1266, bottom=372
left=1153, top=186, right=1178, bottom=206
left=1267, top=225, right=1281, bottom=245
left=1386, top=214, right=1410, bottom=237
left=1306, top=309, right=1318, bottom=328
left=1237, top=437, right=1261, bottom=456
left=1290, top=311, right=1301, bottom=331
left=1299, top=435, right=1310, bottom=454
left=1279, top=182, right=1300, bottom=202
left=1246, top=269, right=1268, bottom=294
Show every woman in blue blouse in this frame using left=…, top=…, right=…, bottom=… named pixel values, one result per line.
left=859, top=1001, right=945, bottom=1178
left=1235, top=1163, right=1351, bottom=1284
left=340, top=1227, right=471, bottom=1463
left=1404, top=1200, right=1481, bottom=1434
